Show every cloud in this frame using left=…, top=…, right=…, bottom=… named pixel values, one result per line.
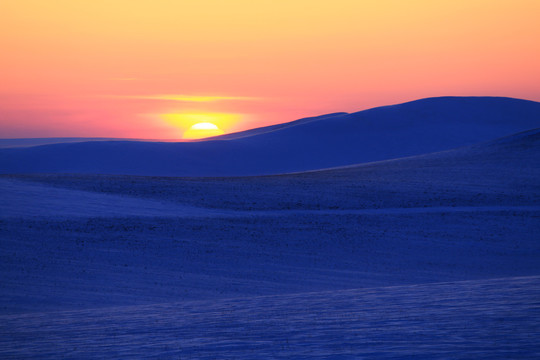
left=113, top=95, right=257, bottom=102
left=161, top=112, right=241, bottom=129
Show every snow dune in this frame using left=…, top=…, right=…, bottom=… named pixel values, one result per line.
left=12, top=127, right=538, bottom=211
left=2, top=177, right=539, bottom=219
left=1, top=128, right=539, bottom=314
left=1, top=96, right=539, bottom=176
left=0, top=178, right=225, bottom=218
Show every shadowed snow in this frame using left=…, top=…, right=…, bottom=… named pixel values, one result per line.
left=1, top=97, right=539, bottom=176
left=0, top=179, right=224, bottom=218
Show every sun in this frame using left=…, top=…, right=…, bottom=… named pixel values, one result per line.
left=183, top=122, right=225, bottom=139
left=190, top=122, right=220, bottom=131
left=162, top=112, right=239, bottom=139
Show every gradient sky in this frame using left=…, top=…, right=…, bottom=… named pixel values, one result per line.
left=1, top=0, right=539, bottom=139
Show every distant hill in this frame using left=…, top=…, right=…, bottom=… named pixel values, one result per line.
left=1, top=96, right=539, bottom=176
left=11, top=127, right=539, bottom=212
left=0, top=137, right=172, bottom=148
left=204, top=112, right=348, bottom=140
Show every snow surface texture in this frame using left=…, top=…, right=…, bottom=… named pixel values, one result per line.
left=1, top=98, right=539, bottom=358
left=1, top=96, right=539, bottom=176
left=1, top=276, right=538, bottom=359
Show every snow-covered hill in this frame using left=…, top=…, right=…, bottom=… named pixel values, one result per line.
left=1, top=96, right=539, bottom=176
left=2, top=128, right=539, bottom=314
left=1, top=98, right=539, bottom=358
left=12, top=127, right=538, bottom=211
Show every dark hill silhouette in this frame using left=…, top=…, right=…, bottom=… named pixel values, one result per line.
left=1, top=96, right=539, bottom=176
left=203, top=112, right=348, bottom=140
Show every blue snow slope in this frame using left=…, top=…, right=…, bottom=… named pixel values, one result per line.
left=1, top=276, right=538, bottom=359
left=1, top=96, right=539, bottom=176
left=1, top=128, right=539, bottom=314
left=1, top=105, right=539, bottom=358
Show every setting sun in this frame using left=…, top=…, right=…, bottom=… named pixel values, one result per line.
left=162, top=113, right=240, bottom=140
left=183, top=122, right=225, bottom=140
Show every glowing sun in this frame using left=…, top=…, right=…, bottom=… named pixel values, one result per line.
left=183, top=122, right=225, bottom=139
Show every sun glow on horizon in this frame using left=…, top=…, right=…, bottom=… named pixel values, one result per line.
left=191, top=122, right=220, bottom=130
left=162, top=113, right=238, bottom=139
left=183, top=122, right=225, bottom=139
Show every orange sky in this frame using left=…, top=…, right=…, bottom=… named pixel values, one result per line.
left=1, top=0, right=539, bottom=139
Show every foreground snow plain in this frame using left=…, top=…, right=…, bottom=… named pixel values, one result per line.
left=1, top=276, right=538, bottom=359
left=0, top=129, right=539, bottom=358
